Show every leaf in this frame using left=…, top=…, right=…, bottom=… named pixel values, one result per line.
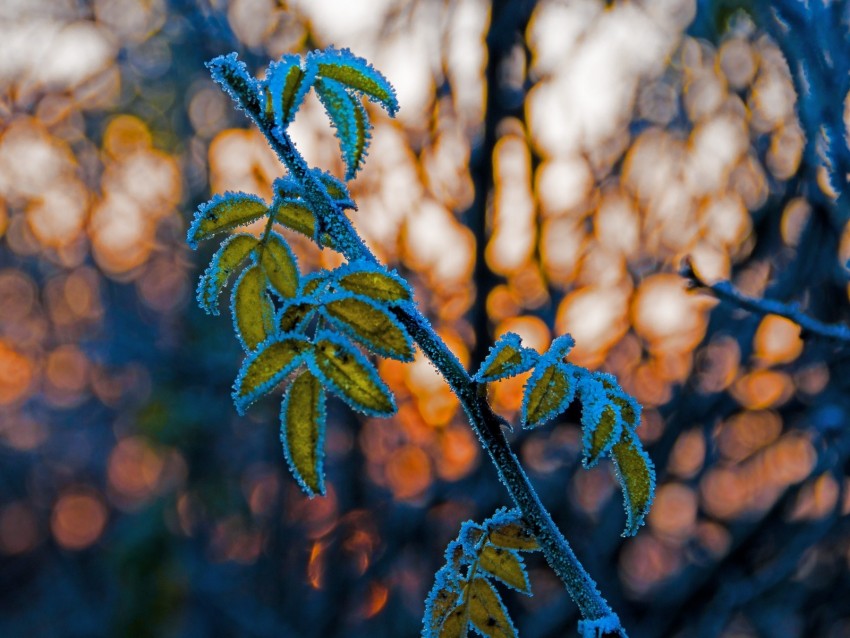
left=309, top=331, right=396, bottom=416
left=334, top=261, right=412, bottom=304
left=196, top=234, right=258, bottom=315
left=232, top=334, right=312, bottom=414
left=259, top=232, right=299, bottom=298
left=611, top=392, right=642, bottom=430
left=478, top=545, right=530, bottom=595
left=467, top=578, right=516, bottom=638
left=300, top=272, right=330, bottom=297
left=521, top=361, right=576, bottom=428
left=473, top=332, right=539, bottom=383
left=278, top=299, right=315, bottom=333
left=321, top=293, right=414, bottom=361
left=314, top=77, right=371, bottom=180
left=280, top=368, right=326, bottom=496
left=231, top=263, right=276, bottom=352
left=311, top=168, right=355, bottom=209
left=310, top=47, right=399, bottom=116
left=187, top=192, right=267, bottom=248
left=266, top=54, right=316, bottom=127
left=424, top=565, right=462, bottom=638
left=612, top=430, right=656, bottom=537
left=487, top=521, right=538, bottom=552
left=582, top=403, right=623, bottom=468
left=270, top=196, right=317, bottom=238
left=440, top=606, right=469, bottom=638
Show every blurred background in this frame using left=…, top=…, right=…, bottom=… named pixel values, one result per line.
left=2, top=0, right=850, bottom=636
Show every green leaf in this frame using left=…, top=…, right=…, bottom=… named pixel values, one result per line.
left=487, top=520, right=538, bottom=551
left=612, top=430, right=656, bottom=537
left=187, top=192, right=267, bottom=248
left=314, top=77, right=371, bottom=180
left=270, top=197, right=317, bottom=238
left=231, top=263, right=276, bottom=352
left=473, top=332, right=539, bottom=383
left=259, top=232, right=299, bottom=298
left=336, top=263, right=412, bottom=304
left=310, top=47, right=399, bottom=116
left=467, top=577, right=516, bottom=638
left=281, top=369, right=326, bottom=496
left=197, top=234, right=258, bottom=315
left=309, top=331, right=396, bottom=416
left=521, top=362, right=576, bottom=428
left=321, top=293, right=414, bottom=361
left=582, top=404, right=623, bottom=468
left=478, top=545, right=530, bottom=595
left=232, top=334, right=312, bottom=414
left=267, top=55, right=314, bottom=126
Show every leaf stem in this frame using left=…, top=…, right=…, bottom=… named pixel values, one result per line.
left=208, top=55, right=625, bottom=634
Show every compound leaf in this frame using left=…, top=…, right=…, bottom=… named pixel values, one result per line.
left=521, top=361, right=576, bottom=428
left=309, top=331, right=395, bottom=416
left=612, top=430, right=656, bottom=537
left=232, top=334, right=312, bottom=414
left=259, top=231, right=299, bottom=298
left=314, top=77, right=371, bottom=179
left=473, top=332, right=539, bottom=383
left=335, top=261, right=412, bottom=304
left=467, top=578, right=516, bottom=638
left=478, top=545, right=530, bottom=595
left=280, top=368, right=326, bottom=496
left=187, top=192, right=267, bottom=248
left=231, top=263, right=275, bottom=352
left=197, top=234, right=258, bottom=315
left=310, top=47, right=399, bottom=116
left=321, top=292, right=414, bottom=361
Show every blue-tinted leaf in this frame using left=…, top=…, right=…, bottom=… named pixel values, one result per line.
left=308, top=330, right=396, bottom=416
left=320, top=292, right=414, bottom=361
left=612, top=429, right=656, bottom=537
left=473, top=332, right=540, bottom=382
left=310, top=47, right=399, bottom=116
left=231, top=263, right=276, bottom=352
left=197, top=234, right=258, bottom=315
left=232, top=334, right=312, bottom=414
left=280, top=368, right=326, bottom=497
left=273, top=175, right=306, bottom=200
left=187, top=192, right=267, bottom=248
left=299, top=271, right=331, bottom=297
left=277, top=297, right=316, bottom=333
left=548, top=333, right=576, bottom=360
left=611, top=391, right=642, bottom=430
left=581, top=403, right=623, bottom=468
left=333, top=260, right=412, bottom=304
left=520, top=360, right=576, bottom=428
left=270, top=196, right=317, bottom=238
left=578, top=615, right=622, bottom=638
left=266, top=54, right=315, bottom=127
left=259, top=231, right=299, bottom=298
left=311, top=168, right=356, bottom=209
left=478, top=545, right=530, bottom=595
left=314, top=77, right=371, bottom=180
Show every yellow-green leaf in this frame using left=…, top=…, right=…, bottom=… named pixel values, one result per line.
left=468, top=578, right=516, bottom=638
left=311, top=331, right=395, bottom=416
left=439, top=605, right=468, bottom=638
left=478, top=545, right=530, bottom=594
left=271, top=198, right=316, bottom=238
left=197, top=234, right=258, bottom=315
left=279, top=301, right=314, bottom=333
left=487, top=522, right=538, bottom=551
left=187, top=192, right=267, bottom=248
left=612, top=430, right=656, bottom=537
left=232, top=264, right=275, bottom=351
left=259, top=233, right=299, bottom=298
left=337, top=268, right=412, bottom=304
left=232, top=335, right=311, bottom=413
left=474, top=333, right=539, bottom=382
left=584, top=404, right=623, bottom=467
left=521, top=362, right=575, bottom=428
left=323, top=294, right=414, bottom=361
left=430, top=589, right=461, bottom=637
left=281, top=369, right=325, bottom=496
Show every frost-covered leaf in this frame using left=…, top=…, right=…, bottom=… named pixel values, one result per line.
left=321, top=292, right=414, bottom=361
left=231, top=263, right=276, bottom=352
left=266, top=54, right=315, bottom=127
left=310, top=47, right=399, bottom=116
left=232, top=334, right=312, bottom=414
left=478, top=545, right=530, bottom=595
left=439, top=606, right=468, bottom=638
left=612, top=430, right=656, bottom=536
left=314, top=77, right=371, bottom=179
left=521, top=361, right=576, bottom=428
left=281, top=368, right=326, bottom=497
left=300, top=272, right=330, bottom=297
left=259, top=232, right=299, bottom=298
left=196, top=234, right=258, bottom=315
left=467, top=578, right=516, bottom=638
left=270, top=196, right=317, bottom=238
left=487, top=515, right=538, bottom=551
left=611, top=392, right=642, bottom=430
left=582, top=404, right=623, bottom=468
left=273, top=175, right=305, bottom=200
left=424, top=566, right=461, bottom=638
left=335, top=261, right=412, bottom=304
left=278, top=298, right=315, bottom=333
left=311, top=168, right=355, bottom=209
left=187, top=192, right=267, bottom=248
left=473, top=332, right=539, bottom=383
left=578, top=615, right=623, bottom=638
left=309, top=331, right=396, bottom=416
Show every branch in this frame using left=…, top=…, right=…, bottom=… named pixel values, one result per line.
left=208, top=56, right=625, bottom=633
left=681, top=258, right=850, bottom=344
